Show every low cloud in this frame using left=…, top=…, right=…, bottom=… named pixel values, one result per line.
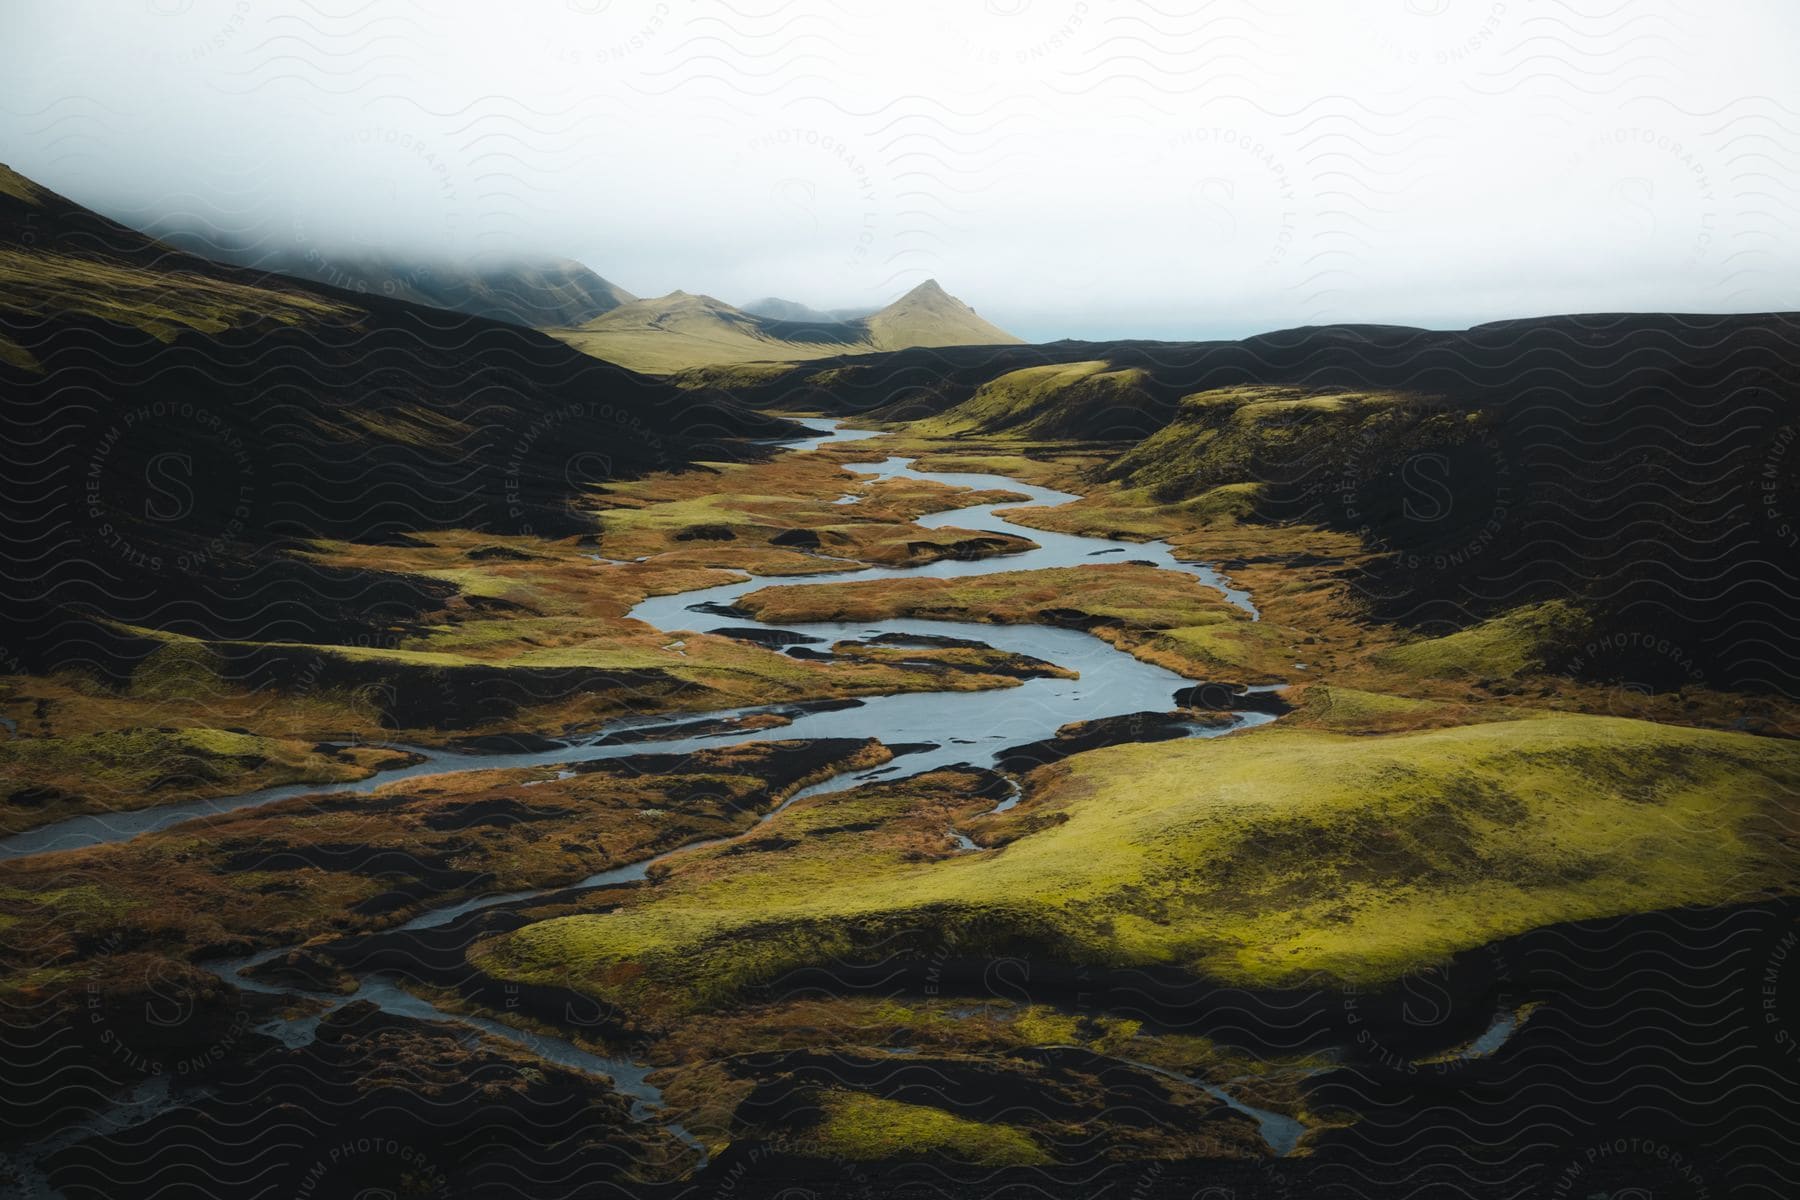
left=4, top=0, right=1796, bottom=340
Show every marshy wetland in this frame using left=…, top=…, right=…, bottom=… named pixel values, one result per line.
left=5, top=409, right=1797, bottom=1199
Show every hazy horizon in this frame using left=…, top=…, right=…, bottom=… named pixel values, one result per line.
left=4, top=0, right=1797, bottom=342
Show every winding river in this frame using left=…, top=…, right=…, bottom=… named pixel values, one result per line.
left=10, top=418, right=1310, bottom=1179
left=1, top=420, right=1259, bottom=860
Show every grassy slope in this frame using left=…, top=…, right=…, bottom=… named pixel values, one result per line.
left=551, top=291, right=853, bottom=374
left=907, top=361, right=1162, bottom=440
left=0, top=245, right=351, bottom=340
left=477, top=713, right=1800, bottom=1013
left=861, top=279, right=1021, bottom=351
left=1376, top=600, right=1594, bottom=679
left=252, top=253, right=636, bottom=329
left=0, top=162, right=799, bottom=677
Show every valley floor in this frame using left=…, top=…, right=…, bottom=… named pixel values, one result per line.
left=3, top=418, right=1796, bottom=1199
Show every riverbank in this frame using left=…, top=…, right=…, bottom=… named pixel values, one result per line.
left=5, top=419, right=1797, bottom=1197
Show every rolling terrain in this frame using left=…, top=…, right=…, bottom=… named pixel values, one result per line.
left=687, top=319, right=1800, bottom=696
left=2, top=163, right=1798, bottom=1200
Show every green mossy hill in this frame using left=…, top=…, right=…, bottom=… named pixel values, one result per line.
left=1288, top=685, right=1452, bottom=732
left=0, top=164, right=46, bottom=205
left=804, top=1091, right=1050, bottom=1166
left=1105, top=385, right=1433, bottom=504
left=910, top=361, right=1168, bottom=440
left=1376, top=600, right=1594, bottom=680
left=669, top=362, right=799, bottom=390
left=478, top=713, right=1800, bottom=1013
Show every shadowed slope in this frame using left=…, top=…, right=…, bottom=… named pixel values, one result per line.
left=294, top=255, right=639, bottom=328
left=687, top=316, right=1800, bottom=692
left=0, top=163, right=800, bottom=671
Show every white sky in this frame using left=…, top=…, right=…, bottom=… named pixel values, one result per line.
left=3, top=0, right=1798, bottom=340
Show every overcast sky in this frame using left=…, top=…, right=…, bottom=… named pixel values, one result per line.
left=3, top=1, right=1797, bottom=341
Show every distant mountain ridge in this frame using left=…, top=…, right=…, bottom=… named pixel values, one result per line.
left=156, top=234, right=1022, bottom=373
left=554, top=278, right=1023, bottom=374
left=153, top=236, right=639, bottom=330
left=332, top=256, right=638, bottom=328
left=741, top=296, right=877, bottom=323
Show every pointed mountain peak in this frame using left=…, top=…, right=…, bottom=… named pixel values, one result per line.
left=897, top=278, right=951, bottom=302
left=646, top=289, right=743, bottom=313
left=865, top=279, right=1022, bottom=349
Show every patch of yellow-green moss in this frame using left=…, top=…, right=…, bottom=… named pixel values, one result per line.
left=805, top=1091, right=1050, bottom=1166
left=1377, top=600, right=1592, bottom=680
left=479, top=714, right=1800, bottom=1011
